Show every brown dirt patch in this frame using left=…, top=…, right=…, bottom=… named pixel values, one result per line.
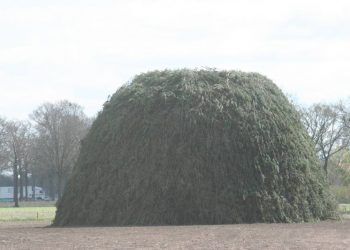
left=0, top=220, right=349, bottom=249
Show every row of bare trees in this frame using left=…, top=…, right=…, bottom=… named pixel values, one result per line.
left=0, top=100, right=91, bottom=206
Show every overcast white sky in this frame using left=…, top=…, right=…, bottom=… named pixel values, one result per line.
left=1, top=0, right=350, bottom=119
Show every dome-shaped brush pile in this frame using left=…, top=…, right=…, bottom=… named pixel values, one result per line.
left=53, top=69, right=336, bottom=226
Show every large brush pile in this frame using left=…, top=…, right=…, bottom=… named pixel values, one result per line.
left=53, top=69, right=336, bottom=226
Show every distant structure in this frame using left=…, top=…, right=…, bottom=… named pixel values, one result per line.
left=54, top=69, right=336, bottom=226
left=0, top=186, right=47, bottom=201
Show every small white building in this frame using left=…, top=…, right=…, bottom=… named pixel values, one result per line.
left=0, top=186, right=46, bottom=201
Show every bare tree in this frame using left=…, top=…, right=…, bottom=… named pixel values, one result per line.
left=1, top=120, right=31, bottom=207
left=0, top=118, right=7, bottom=167
left=300, top=103, right=350, bottom=174
left=338, top=99, right=350, bottom=130
left=19, top=123, right=34, bottom=201
left=31, top=100, right=90, bottom=199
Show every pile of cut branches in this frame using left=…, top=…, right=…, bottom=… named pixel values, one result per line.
left=54, top=69, right=336, bottom=226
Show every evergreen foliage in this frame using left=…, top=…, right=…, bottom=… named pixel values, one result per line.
left=53, top=69, right=336, bottom=226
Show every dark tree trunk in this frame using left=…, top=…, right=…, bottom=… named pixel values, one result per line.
left=48, top=170, right=56, bottom=201
left=19, top=165, right=23, bottom=201
left=323, top=157, right=329, bottom=175
left=57, top=174, right=62, bottom=200
left=13, top=160, right=19, bottom=207
left=24, top=165, right=29, bottom=201
left=32, top=176, right=36, bottom=200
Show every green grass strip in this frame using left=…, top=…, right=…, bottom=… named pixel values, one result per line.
left=0, top=207, right=56, bottom=222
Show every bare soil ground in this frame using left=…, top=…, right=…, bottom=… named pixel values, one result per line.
left=0, top=220, right=349, bottom=250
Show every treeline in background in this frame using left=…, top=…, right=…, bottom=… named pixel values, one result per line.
left=297, top=101, right=350, bottom=204
left=0, top=97, right=350, bottom=206
left=0, top=101, right=93, bottom=206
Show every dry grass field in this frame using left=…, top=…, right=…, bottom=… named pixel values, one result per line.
left=0, top=202, right=349, bottom=249
left=0, top=220, right=349, bottom=250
